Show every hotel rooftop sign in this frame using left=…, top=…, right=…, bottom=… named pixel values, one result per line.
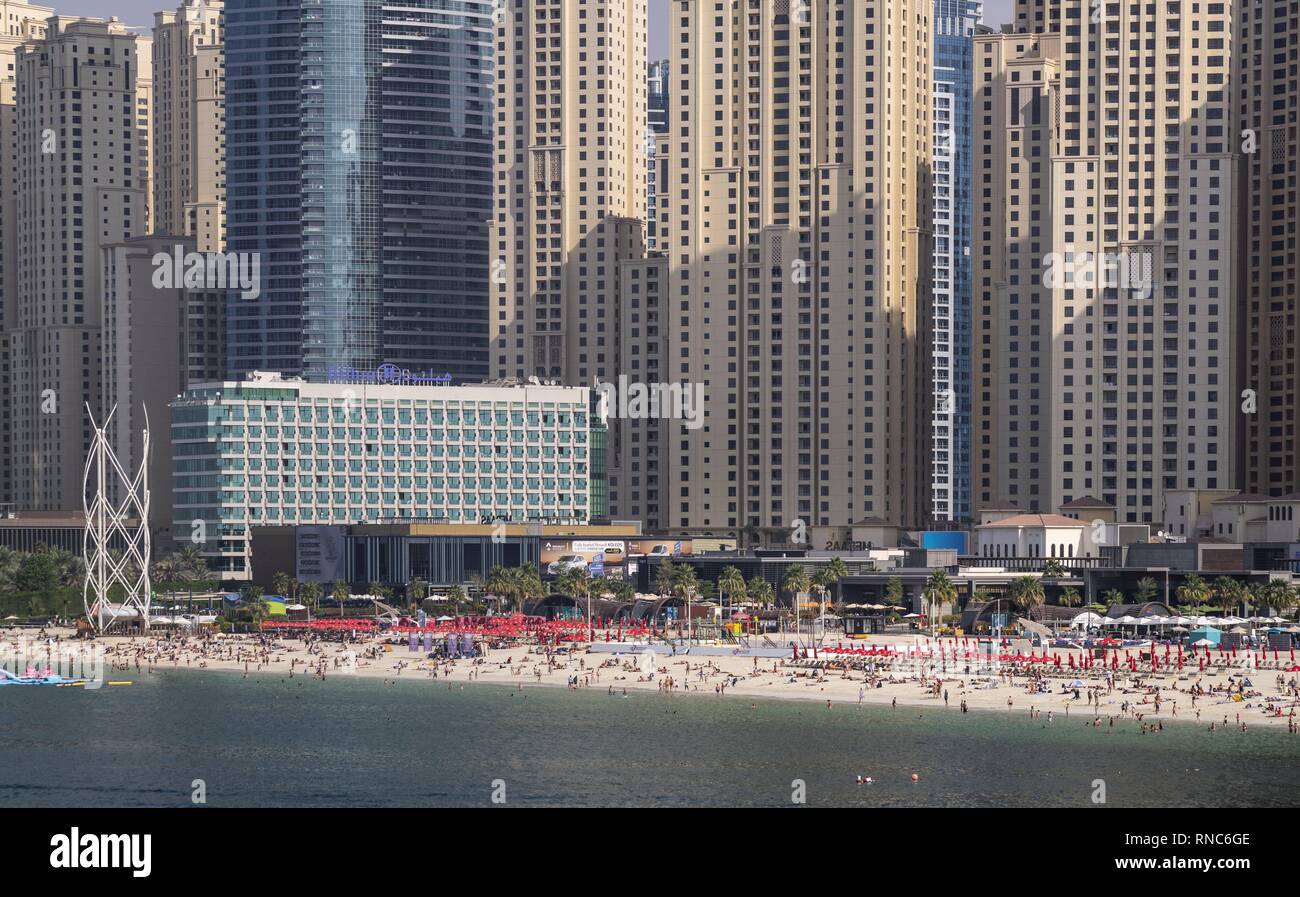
left=326, top=364, right=453, bottom=387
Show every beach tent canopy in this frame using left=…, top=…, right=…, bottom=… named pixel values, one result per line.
left=1071, top=611, right=1104, bottom=627
left=1188, top=626, right=1222, bottom=645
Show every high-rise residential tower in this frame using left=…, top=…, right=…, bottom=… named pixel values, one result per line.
left=10, top=16, right=152, bottom=511
left=973, top=1, right=1240, bottom=524
left=225, top=0, right=493, bottom=382
left=930, top=0, right=981, bottom=523
left=489, top=0, right=647, bottom=386
left=628, top=0, right=933, bottom=534
left=1239, top=0, right=1299, bottom=496
left=153, top=0, right=224, bottom=252
left=0, top=1, right=52, bottom=509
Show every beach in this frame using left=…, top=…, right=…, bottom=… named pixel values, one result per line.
left=10, top=626, right=1300, bottom=737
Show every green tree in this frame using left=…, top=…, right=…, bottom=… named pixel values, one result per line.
left=332, top=581, right=350, bottom=617
left=672, top=564, right=701, bottom=640
left=1101, top=588, right=1126, bottom=609
left=1175, top=573, right=1209, bottom=609
left=717, top=565, right=747, bottom=618
left=1008, top=576, right=1045, bottom=622
left=885, top=576, right=905, bottom=608
left=782, top=564, right=811, bottom=635
left=14, top=551, right=58, bottom=595
left=299, top=581, right=322, bottom=615
left=1041, top=558, right=1067, bottom=579
left=446, top=585, right=466, bottom=614
left=655, top=560, right=678, bottom=600
left=817, top=556, right=849, bottom=609
left=272, top=571, right=292, bottom=599
left=923, top=569, right=958, bottom=635
left=1212, top=576, right=1247, bottom=616
left=747, top=575, right=774, bottom=609
left=1135, top=576, right=1159, bottom=604
left=1058, top=586, right=1082, bottom=608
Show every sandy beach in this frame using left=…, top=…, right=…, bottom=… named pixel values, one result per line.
left=9, top=626, right=1300, bottom=737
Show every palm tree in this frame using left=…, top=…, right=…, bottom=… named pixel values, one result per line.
left=671, top=565, right=700, bottom=641
left=655, top=559, right=678, bottom=602
left=1135, top=576, right=1159, bottom=604
left=300, top=581, right=322, bottom=617
left=1041, top=558, right=1067, bottom=579
left=331, top=581, right=350, bottom=618
left=923, top=569, right=958, bottom=637
left=1058, top=586, right=1082, bottom=608
left=885, top=575, right=905, bottom=610
left=717, top=565, right=746, bottom=621
left=605, top=577, right=635, bottom=605
left=517, top=564, right=544, bottom=611
left=272, top=571, right=291, bottom=600
left=1253, top=579, right=1296, bottom=617
left=1101, top=588, right=1126, bottom=609
left=747, top=575, right=774, bottom=610
left=1008, top=576, right=1045, bottom=622
left=408, top=576, right=427, bottom=606
left=1212, top=576, right=1246, bottom=615
left=446, top=584, right=466, bottom=614
left=816, top=557, right=849, bottom=629
left=1175, top=573, right=1209, bottom=610
left=485, top=565, right=513, bottom=611
left=782, top=564, right=811, bottom=641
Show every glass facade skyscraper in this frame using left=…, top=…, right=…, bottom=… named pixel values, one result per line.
left=931, top=0, right=981, bottom=523
left=225, top=0, right=493, bottom=382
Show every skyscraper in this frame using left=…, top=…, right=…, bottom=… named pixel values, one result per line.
left=973, top=2, right=1240, bottom=523
left=1239, top=0, right=1299, bottom=496
left=930, top=0, right=981, bottom=523
left=489, top=0, right=648, bottom=386
left=225, top=0, right=493, bottom=381
left=153, top=0, right=224, bottom=252
left=10, top=16, right=152, bottom=511
left=628, top=0, right=933, bottom=534
left=0, top=1, right=52, bottom=509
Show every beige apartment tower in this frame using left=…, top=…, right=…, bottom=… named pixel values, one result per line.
left=490, top=0, right=647, bottom=387
left=153, top=0, right=224, bottom=252
left=1239, top=0, right=1299, bottom=496
left=625, top=0, right=933, bottom=534
left=0, top=1, right=52, bottom=508
left=10, top=17, right=152, bottom=511
left=973, top=1, right=1240, bottom=525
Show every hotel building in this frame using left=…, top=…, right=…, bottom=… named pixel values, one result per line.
left=170, top=372, right=597, bottom=578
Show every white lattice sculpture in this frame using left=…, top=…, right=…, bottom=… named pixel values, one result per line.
left=83, top=404, right=152, bottom=632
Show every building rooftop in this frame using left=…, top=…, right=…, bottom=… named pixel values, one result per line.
left=977, top=514, right=1086, bottom=528
left=1060, top=496, right=1113, bottom=509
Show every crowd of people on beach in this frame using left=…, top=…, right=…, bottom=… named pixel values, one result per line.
left=4, top=624, right=1298, bottom=737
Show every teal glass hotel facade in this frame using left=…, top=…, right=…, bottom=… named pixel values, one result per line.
left=224, top=0, right=493, bottom=382
left=171, top=373, right=593, bottom=578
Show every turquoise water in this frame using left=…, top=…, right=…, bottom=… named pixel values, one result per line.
left=0, top=670, right=1296, bottom=807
